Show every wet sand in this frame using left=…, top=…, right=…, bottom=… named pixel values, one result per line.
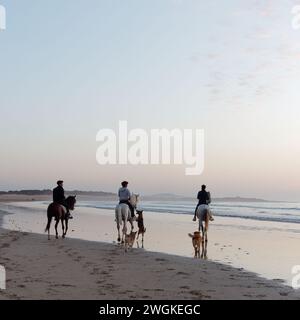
left=0, top=226, right=299, bottom=300
left=2, top=202, right=300, bottom=286
left=0, top=203, right=300, bottom=299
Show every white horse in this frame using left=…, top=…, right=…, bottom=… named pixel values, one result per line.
left=115, top=194, right=139, bottom=243
left=195, top=204, right=211, bottom=258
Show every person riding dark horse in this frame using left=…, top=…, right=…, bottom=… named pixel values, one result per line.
left=53, top=180, right=73, bottom=219
left=118, top=181, right=135, bottom=218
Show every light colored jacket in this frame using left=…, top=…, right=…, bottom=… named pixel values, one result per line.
left=118, top=187, right=131, bottom=201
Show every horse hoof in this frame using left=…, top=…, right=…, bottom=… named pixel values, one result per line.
left=117, top=237, right=121, bottom=242
left=56, top=236, right=58, bottom=239
left=62, top=235, right=65, bottom=239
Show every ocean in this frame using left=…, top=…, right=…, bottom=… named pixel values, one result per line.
left=77, top=200, right=300, bottom=225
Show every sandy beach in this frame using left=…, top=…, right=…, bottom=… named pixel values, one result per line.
left=0, top=202, right=300, bottom=300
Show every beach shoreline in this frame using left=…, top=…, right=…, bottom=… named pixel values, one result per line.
left=0, top=205, right=300, bottom=300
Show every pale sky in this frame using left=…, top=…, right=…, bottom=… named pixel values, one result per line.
left=1, top=0, right=300, bottom=200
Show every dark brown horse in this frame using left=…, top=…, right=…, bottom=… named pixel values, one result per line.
left=45, top=196, right=76, bottom=240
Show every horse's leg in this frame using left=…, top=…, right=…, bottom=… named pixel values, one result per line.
left=204, top=231, right=208, bottom=258
left=64, top=218, right=69, bottom=237
left=116, top=209, right=121, bottom=242
left=121, top=221, right=126, bottom=244
left=142, top=233, right=144, bottom=249
left=61, top=219, right=65, bottom=238
left=204, top=217, right=209, bottom=258
left=201, top=238, right=205, bottom=258
left=55, top=219, right=59, bottom=239
left=122, top=214, right=128, bottom=244
left=117, top=226, right=121, bottom=243
left=130, top=219, right=134, bottom=231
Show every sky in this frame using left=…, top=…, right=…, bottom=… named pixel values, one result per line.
left=1, top=0, right=300, bottom=200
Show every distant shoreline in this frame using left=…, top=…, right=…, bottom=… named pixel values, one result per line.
left=0, top=190, right=284, bottom=203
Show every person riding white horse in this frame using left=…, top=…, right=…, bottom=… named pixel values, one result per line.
left=118, top=181, right=135, bottom=219
left=193, top=184, right=214, bottom=222
left=193, top=184, right=214, bottom=256
left=115, top=181, right=139, bottom=243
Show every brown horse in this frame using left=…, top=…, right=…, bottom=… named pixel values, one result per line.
left=45, top=196, right=76, bottom=240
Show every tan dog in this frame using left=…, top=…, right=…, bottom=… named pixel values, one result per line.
left=188, top=231, right=202, bottom=258
left=125, top=231, right=137, bottom=252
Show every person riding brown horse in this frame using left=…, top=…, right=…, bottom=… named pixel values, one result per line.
left=45, top=182, right=76, bottom=240
left=53, top=180, right=73, bottom=219
left=45, top=195, right=76, bottom=240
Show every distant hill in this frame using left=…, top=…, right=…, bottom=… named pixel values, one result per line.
left=0, top=190, right=274, bottom=202
left=213, top=197, right=271, bottom=203
left=144, top=193, right=273, bottom=202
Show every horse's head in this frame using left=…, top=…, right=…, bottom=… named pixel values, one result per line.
left=130, top=194, right=139, bottom=208
left=66, top=195, right=76, bottom=210
left=136, top=210, right=143, bottom=217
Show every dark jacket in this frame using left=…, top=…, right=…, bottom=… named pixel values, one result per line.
left=53, top=186, right=66, bottom=204
left=197, top=190, right=210, bottom=205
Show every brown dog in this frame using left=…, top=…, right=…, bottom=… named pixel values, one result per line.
left=136, top=210, right=146, bottom=247
left=188, top=231, right=202, bottom=258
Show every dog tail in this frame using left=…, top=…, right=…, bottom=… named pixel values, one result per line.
left=188, top=233, right=194, bottom=238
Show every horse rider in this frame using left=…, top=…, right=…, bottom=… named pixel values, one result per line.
left=118, top=181, right=135, bottom=218
left=193, top=184, right=214, bottom=222
left=53, top=180, right=73, bottom=219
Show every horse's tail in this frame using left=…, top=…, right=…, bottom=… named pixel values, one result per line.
left=45, top=204, right=52, bottom=232
left=45, top=221, right=50, bottom=233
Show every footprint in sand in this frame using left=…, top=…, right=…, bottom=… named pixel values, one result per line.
left=155, top=258, right=167, bottom=262
left=189, top=290, right=211, bottom=299
left=176, top=272, right=189, bottom=276
left=279, top=292, right=289, bottom=296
